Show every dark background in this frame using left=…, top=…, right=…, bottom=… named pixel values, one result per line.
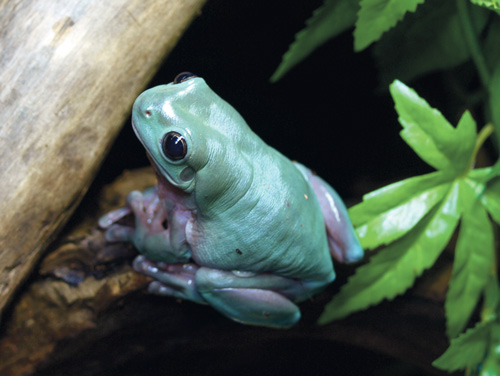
left=98, top=0, right=438, bottom=200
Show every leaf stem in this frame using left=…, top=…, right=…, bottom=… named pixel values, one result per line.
left=457, top=0, right=491, bottom=88
left=467, top=123, right=495, bottom=171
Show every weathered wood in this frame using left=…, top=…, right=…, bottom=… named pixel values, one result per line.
left=0, top=168, right=455, bottom=376
left=0, top=0, right=206, bottom=318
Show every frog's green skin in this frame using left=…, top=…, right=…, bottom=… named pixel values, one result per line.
left=100, top=75, right=363, bottom=328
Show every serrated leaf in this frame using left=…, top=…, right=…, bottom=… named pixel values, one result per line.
left=390, top=80, right=476, bottom=173
left=454, top=112, right=479, bottom=170
left=471, top=0, right=500, bottom=14
left=349, top=171, right=449, bottom=225
left=270, top=0, right=359, bottom=82
left=356, top=182, right=450, bottom=249
left=354, top=0, right=425, bottom=51
left=374, top=1, right=489, bottom=85
left=479, top=332, right=500, bottom=376
left=445, top=180, right=495, bottom=338
left=463, top=168, right=500, bottom=223
left=433, top=320, right=495, bottom=371
left=318, top=182, right=461, bottom=323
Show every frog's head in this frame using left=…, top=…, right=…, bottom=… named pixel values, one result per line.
left=132, top=73, right=257, bottom=195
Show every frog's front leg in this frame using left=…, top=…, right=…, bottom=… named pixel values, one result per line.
left=99, top=187, right=192, bottom=263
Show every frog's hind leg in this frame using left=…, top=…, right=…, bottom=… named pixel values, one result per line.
left=295, top=163, right=363, bottom=263
left=194, top=268, right=324, bottom=329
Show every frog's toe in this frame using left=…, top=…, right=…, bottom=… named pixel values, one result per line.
left=98, top=207, right=132, bottom=229
left=104, top=224, right=135, bottom=242
left=148, top=280, right=176, bottom=295
left=133, top=256, right=204, bottom=303
left=133, top=256, right=195, bottom=288
left=126, top=190, right=145, bottom=213
left=147, top=281, right=205, bottom=303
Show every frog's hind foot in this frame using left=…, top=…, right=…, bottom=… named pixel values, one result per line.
left=133, top=255, right=205, bottom=303
left=194, top=268, right=307, bottom=329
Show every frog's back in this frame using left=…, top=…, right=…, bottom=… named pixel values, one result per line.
left=193, top=144, right=335, bottom=283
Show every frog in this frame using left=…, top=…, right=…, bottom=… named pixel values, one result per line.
left=99, top=72, right=363, bottom=328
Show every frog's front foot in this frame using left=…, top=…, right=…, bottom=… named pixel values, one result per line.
left=99, top=187, right=163, bottom=243
left=133, top=255, right=205, bottom=303
left=99, top=188, right=191, bottom=262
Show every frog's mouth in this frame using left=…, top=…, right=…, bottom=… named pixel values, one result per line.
left=132, top=119, right=173, bottom=183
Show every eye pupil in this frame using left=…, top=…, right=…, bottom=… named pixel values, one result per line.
left=162, top=132, right=187, bottom=160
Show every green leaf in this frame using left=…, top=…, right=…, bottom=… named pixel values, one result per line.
left=468, top=166, right=498, bottom=183
left=390, top=80, right=476, bottom=173
left=482, top=274, right=500, bottom=321
left=349, top=171, right=449, bottom=225
left=480, top=330, right=500, bottom=376
left=471, top=0, right=500, bottom=14
left=354, top=0, right=425, bottom=51
left=481, top=176, right=500, bottom=225
left=445, top=180, right=495, bottom=338
left=462, top=167, right=500, bottom=222
left=374, top=1, right=489, bottom=85
left=318, top=182, right=461, bottom=323
left=433, top=320, right=495, bottom=371
left=270, top=0, right=359, bottom=82
left=355, top=182, right=450, bottom=249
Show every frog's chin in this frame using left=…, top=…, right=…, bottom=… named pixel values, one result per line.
left=156, top=161, right=195, bottom=193
left=143, top=152, right=194, bottom=193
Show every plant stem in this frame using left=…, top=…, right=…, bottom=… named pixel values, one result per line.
left=468, top=123, right=495, bottom=171
left=457, top=0, right=491, bottom=88
left=476, top=123, right=495, bottom=154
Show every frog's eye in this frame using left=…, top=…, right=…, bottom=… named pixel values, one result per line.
left=173, top=72, right=197, bottom=84
left=162, top=131, right=187, bottom=161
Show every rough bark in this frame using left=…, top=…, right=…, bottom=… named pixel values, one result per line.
left=0, top=0, right=206, bottom=318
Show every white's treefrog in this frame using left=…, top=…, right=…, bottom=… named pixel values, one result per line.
left=100, top=73, right=363, bottom=328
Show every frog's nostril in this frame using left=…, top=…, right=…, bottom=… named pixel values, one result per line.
left=145, top=110, right=152, bottom=117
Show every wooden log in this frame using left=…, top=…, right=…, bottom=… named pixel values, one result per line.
left=0, top=0, right=206, bottom=318
left=0, top=168, right=454, bottom=376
